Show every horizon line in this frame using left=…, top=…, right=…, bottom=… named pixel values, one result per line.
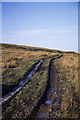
left=1, top=42, right=78, bottom=53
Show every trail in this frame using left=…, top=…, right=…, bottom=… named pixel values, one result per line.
left=0, top=59, right=43, bottom=105
left=27, top=55, right=63, bottom=119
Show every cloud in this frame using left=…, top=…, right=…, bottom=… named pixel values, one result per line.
left=3, top=26, right=78, bottom=45
left=2, top=26, right=78, bottom=52
left=2, top=26, right=77, bottom=47
left=13, top=26, right=77, bottom=39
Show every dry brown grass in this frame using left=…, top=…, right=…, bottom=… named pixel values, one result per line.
left=54, top=53, right=79, bottom=118
left=2, top=58, right=52, bottom=118
left=2, top=43, right=57, bottom=96
left=2, top=43, right=79, bottom=119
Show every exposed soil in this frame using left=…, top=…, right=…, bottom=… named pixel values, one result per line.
left=2, top=55, right=63, bottom=119
left=27, top=56, right=62, bottom=119
left=2, top=59, right=43, bottom=106
left=2, top=59, right=43, bottom=97
left=35, top=59, right=58, bottom=119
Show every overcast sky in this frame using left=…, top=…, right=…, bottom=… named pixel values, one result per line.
left=2, top=2, right=78, bottom=52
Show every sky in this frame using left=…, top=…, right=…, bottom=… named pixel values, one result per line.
left=2, top=2, right=78, bottom=52
left=1, top=0, right=79, bottom=2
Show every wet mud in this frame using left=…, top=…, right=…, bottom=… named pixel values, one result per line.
left=1, top=59, right=43, bottom=105
left=27, top=55, right=63, bottom=119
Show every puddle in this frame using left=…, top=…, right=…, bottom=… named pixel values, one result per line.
left=50, top=88, right=54, bottom=93
left=40, top=60, right=43, bottom=62
left=38, top=113, right=47, bottom=118
left=45, top=100, right=52, bottom=105
left=28, top=57, right=62, bottom=119
left=27, top=70, right=34, bottom=78
left=1, top=60, right=43, bottom=104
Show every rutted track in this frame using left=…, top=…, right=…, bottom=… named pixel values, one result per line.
left=0, top=59, right=44, bottom=105
left=27, top=55, right=63, bottom=119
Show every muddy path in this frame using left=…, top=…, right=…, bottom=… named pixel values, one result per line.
left=27, top=55, right=63, bottom=119
left=1, top=59, right=44, bottom=105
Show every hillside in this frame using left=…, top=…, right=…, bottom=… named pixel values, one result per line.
left=1, top=43, right=79, bottom=119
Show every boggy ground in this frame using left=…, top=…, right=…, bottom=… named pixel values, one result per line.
left=27, top=53, right=79, bottom=119
left=1, top=43, right=80, bottom=119
left=1, top=43, right=58, bottom=96
left=2, top=57, right=53, bottom=118
left=27, top=55, right=62, bottom=119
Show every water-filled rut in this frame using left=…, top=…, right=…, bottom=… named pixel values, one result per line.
left=0, top=59, right=43, bottom=105
left=27, top=55, right=63, bottom=119
left=27, top=58, right=57, bottom=119
left=36, top=59, right=57, bottom=119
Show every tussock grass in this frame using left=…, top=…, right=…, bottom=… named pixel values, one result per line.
left=54, top=53, right=79, bottom=118
left=2, top=58, right=52, bottom=118
left=2, top=43, right=56, bottom=96
left=2, top=43, right=60, bottom=118
left=2, top=43, right=79, bottom=119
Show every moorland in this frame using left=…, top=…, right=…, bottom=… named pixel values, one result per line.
left=1, top=43, right=79, bottom=119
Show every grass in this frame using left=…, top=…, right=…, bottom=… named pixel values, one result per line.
left=2, top=43, right=61, bottom=118
left=2, top=58, right=53, bottom=118
left=54, top=53, right=79, bottom=118
left=1, top=43, right=79, bottom=119
left=2, top=43, right=57, bottom=96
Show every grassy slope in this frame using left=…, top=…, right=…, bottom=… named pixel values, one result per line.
left=2, top=43, right=57, bottom=96
left=1, top=43, right=79, bottom=118
left=54, top=53, right=79, bottom=118
left=2, top=58, right=52, bottom=118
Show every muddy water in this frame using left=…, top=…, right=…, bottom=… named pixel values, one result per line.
left=0, top=59, right=43, bottom=105
left=28, top=58, right=57, bottom=119
left=36, top=59, right=57, bottom=119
